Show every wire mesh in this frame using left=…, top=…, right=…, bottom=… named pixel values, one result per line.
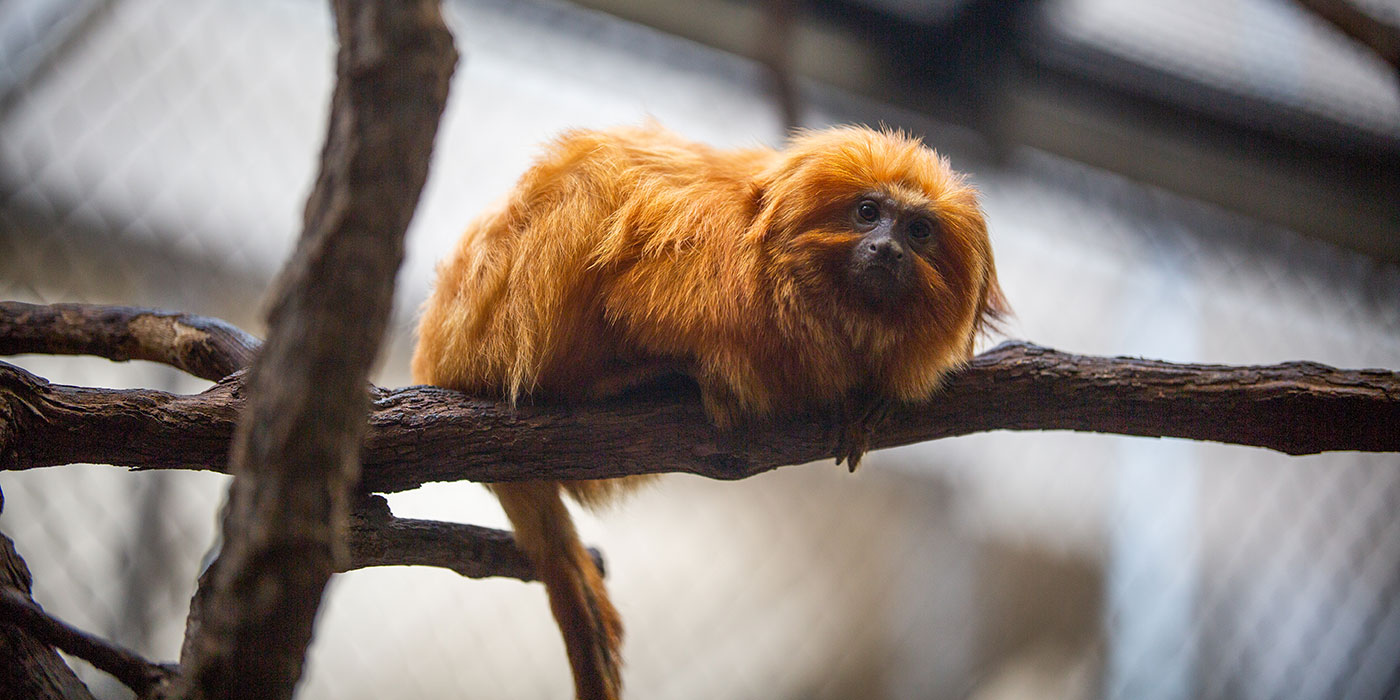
left=0, top=0, right=1396, bottom=698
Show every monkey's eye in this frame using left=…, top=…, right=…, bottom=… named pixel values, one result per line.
left=908, top=219, right=933, bottom=241
left=856, top=200, right=880, bottom=223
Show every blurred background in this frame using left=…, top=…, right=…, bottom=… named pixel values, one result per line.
left=1, top=0, right=1397, bottom=698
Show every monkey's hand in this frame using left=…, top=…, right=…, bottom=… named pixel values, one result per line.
left=832, top=391, right=891, bottom=472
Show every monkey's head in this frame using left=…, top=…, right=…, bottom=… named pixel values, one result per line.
left=754, top=126, right=1008, bottom=394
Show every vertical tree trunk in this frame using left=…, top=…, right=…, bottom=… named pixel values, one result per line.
left=169, top=2, right=457, bottom=698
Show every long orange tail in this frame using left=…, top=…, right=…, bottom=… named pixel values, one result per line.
left=493, top=481, right=623, bottom=700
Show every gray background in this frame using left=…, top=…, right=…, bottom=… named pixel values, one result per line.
left=1, top=0, right=1397, bottom=698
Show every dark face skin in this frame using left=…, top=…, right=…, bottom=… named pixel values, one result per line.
left=845, top=194, right=936, bottom=309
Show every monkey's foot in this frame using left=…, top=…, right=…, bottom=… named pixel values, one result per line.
left=832, top=395, right=891, bottom=472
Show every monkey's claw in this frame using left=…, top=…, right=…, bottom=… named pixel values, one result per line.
left=834, top=429, right=869, bottom=472
left=832, top=394, right=891, bottom=471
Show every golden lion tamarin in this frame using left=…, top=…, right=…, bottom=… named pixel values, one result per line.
left=412, top=124, right=1005, bottom=700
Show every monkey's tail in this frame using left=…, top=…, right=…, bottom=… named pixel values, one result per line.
left=494, top=480, right=623, bottom=700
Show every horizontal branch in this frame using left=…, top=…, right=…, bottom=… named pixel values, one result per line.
left=173, top=496, right=579, bottom=671
left=0, top=302, right=259, bottom=382
left=0, top=499, right=548, bottom=699
left=347, top=496, right=603, bottom=580
left=2, top=343, right=1396, bottom=492
left=0, top=295, right=591, bottom=581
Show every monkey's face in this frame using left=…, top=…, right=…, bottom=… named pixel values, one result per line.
left=844, top=194, right=938, bottom=310
left=755, top=127, right=1004, bottom=375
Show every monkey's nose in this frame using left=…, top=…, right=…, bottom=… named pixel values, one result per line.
left=868, top=239, right=904, bottom=262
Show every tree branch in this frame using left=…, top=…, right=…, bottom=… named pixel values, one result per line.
left=346, top=495, right=603, bottom=580
left=170, top=1, right=457, bottom=698
left=0, top=297, right=584, bottom=582
left=0, top=302, right=259, bottom=382
left=0, top=356, right=587, bottom=582
left=0, top=496, right=98, bottom=700
left=0, top=588, right=175, bottom=698
left=3, top=336, right=1395, bottom=490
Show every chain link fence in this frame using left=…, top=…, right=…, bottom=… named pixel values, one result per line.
left=1, top=0, right=1396, bottom=698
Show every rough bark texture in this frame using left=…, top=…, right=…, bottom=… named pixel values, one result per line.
left=168, top=2, right=456, bottom=699
left=175, top=496, right=548, bottom=681
left=0, top=299, right=572, bottom=584
left=0, top=588, right=174, bottom=697
left=348, top=495, right=603, bottom=581
left=3, top=340, right=1396, bottom=491
left=0, top=301, right=259, bottom=382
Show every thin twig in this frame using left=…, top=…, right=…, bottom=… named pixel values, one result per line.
left=0, top=513, right=98, bottom=700
left=0, top=588, right=175, bottom=696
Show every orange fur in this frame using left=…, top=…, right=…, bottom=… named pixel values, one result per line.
left=412, top=123, right=1005, bottom=700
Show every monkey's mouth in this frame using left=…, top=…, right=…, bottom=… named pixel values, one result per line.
left=848, top=263, right=907, bottom=308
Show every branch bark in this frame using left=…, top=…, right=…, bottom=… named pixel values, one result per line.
left=3, top=338, right=1396, bottom=490
left=0, top=588, right=175, bottom=698
left=347, top=495, right=603, bottom=581
left=169, top=2, right=456, bottom=699
left=0, top=294, right=578, bottom=582
left=175, top=496, right=560, bottom=674
left=0, top=302, right=259, bottom=382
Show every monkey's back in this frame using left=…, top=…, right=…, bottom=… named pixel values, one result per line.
left=411, top=125, right=773, bottom=404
